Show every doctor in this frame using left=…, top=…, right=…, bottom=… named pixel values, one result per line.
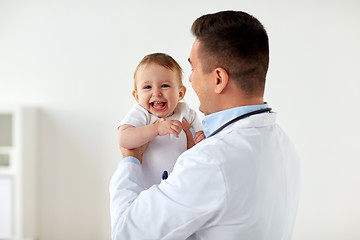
left=110, top=10, right=301, bottom=240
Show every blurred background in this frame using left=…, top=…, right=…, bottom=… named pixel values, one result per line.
left=0, top=0, right=359, bottom=239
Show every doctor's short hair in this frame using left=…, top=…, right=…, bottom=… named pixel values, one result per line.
left=191, top=10, right=269, bottom=97
left=133, top=53, right=183, bottom=90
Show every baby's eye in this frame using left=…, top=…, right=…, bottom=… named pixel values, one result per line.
left=161, top=84, right=170, bottom=88
left=143, top=85, right=152, bottom=89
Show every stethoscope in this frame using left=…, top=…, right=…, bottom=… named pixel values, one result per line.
left=162, top=107, right=272, bottom=180
left=207, top=107, right=272, bottom=138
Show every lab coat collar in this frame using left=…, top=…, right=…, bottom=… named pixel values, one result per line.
left=202, top=103, right=270, bottom=138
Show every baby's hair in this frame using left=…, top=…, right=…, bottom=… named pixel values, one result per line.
left=134, top=53, right=183, bottom=89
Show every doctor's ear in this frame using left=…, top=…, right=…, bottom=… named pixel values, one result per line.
left=178, top=86, right=186, bottom=101
left=132, top=90, right=139, bottom=103
left=214, top=68, right=229, bottom=94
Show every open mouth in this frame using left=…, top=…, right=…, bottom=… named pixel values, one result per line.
left=150, top=101, right=167, bottom=111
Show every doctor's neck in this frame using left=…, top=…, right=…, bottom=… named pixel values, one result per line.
left=212, top=84, right=264, bottom=113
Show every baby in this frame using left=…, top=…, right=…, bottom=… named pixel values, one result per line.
left=118, top=53, right=205, bottom=189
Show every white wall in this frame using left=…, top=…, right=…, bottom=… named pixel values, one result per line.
left=1, top=0, right=359, bottom=239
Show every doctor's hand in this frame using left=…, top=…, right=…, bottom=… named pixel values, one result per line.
left=194, top=130, right=205, bottom=144
left=120, top=142, right=149, bottom=164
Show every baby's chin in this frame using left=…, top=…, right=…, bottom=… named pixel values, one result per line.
left=149, top=108, right=176, bottom=119
left=150, top=111, right=172, bottom=119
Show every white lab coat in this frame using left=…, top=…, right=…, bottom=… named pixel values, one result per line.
left=110, top=112, right=301, bottom=240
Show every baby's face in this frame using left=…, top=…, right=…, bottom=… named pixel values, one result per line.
left=133, top=63, right=185, bottom=118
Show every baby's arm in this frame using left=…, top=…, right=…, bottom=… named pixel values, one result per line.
left=182, top=118, right=205, bottom=149
left=118, top=119, right=183, bottom=149
left=118, top=124, right=158, bottom=149
left=182, top=120, right=195, bottom=149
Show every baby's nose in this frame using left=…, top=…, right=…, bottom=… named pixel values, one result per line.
left=153, top=89, right=162, bottom=97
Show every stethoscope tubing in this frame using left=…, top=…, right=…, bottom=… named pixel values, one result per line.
left=207, top=108, right=272, bottom=138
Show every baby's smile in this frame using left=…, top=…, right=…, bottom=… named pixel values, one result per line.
left=150, top=101, right=167, bottom=111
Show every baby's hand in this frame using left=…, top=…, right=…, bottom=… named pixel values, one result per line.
left=194, top=131, right=205, bottom=144
left=156, top=118, right=183, bottom=138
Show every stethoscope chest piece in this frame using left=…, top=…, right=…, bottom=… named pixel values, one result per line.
left=162, top=171, right=168, bottom=180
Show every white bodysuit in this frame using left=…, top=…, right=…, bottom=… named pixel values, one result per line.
left=118, top=102, right=202, bottom=189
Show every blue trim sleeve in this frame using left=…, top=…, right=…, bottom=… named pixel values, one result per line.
left=119, top=156, right=141, bottom=166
